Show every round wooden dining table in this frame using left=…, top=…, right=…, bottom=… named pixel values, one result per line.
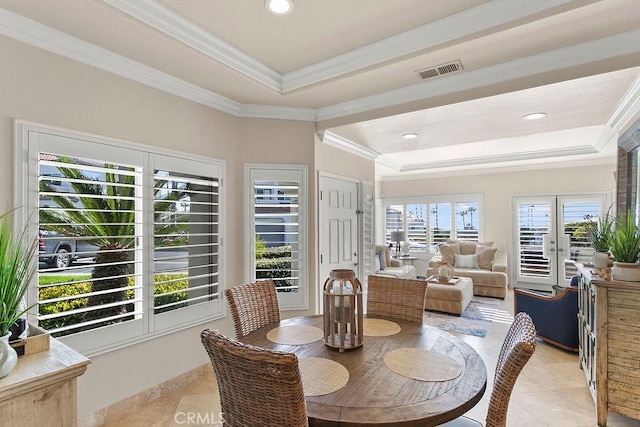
left=242, top=314, right=487, bottom=426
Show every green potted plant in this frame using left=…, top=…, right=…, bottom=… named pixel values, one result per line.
left=587, top=213, right=613, bottom=268
left=0, top=209, right=36, bottom=378
left=610, top=211, right=640, bottom=282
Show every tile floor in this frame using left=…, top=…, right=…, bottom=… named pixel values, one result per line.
left=101, top=290, right=640, bottom=426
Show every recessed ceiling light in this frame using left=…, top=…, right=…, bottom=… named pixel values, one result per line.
left=265, top=0, right=294, bottom=15
left=522, top=112, right=547, bottom=120
left=402, top=133, right=418, bottom=139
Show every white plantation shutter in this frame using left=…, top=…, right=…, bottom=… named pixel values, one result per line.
left=382, top=197, right=482, bottom=253
left=562, top=202, right=600, bottom=279
left=361, top=185, right=374, bottom=278
left=455, top=202, right=479, bottom=241
left=429, top=203, right=451, bottom=245
left=246, top=165, right=307, bottom=309
left=38, top=151, right=144, bottom=338
left=152, top=154, right=223, bottom=331
left=517, top=203, right=551, bottom=280
left=19, top=124, right=225, bottom=355
left=406, top=204, right=427, bottom=252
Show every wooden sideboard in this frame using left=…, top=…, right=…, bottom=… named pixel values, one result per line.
left=577, top=264, right=640, bottom=426
left=0, top=337, right=90, bottom=426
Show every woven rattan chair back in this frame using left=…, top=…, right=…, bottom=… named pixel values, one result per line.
left=366, top=275, right=427, bottom=323
left=225, top=279, right=280, bottom=339
left=485, top=312, right=536, bottom=427
left=200, top=329, right=308, bottom=427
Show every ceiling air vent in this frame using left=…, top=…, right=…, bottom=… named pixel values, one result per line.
left=416, top=60, right=463, bottom=80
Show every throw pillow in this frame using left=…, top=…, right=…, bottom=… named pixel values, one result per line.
left=459, top=241, right=477, bottom=255
left=375, top=250, right=386, bottom=270
left=446, top=239, right=495, bottom=255
left=439, top=243, right=460, bottom=265
left=476, top=245, right=498, bottom=270
left=454, top=253, right=479, bottom=269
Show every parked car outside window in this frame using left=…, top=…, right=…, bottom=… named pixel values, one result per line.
left=38, top=230, right=98, bottom=270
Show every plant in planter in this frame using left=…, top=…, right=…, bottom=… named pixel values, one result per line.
left=587, top=213, right=613, bottom=268
left=609, top=211, right=640, bottom=282
left=0, top=210, right=36, bottom=378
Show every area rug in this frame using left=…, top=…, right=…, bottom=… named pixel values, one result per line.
left=423, top=297, right=502, bottom=338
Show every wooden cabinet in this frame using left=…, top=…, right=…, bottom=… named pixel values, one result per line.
left=0, top=338, right=89, bottom=426
left=577, top=265, right=640, bottom=426
left=577, top=269, right=597, bottom=400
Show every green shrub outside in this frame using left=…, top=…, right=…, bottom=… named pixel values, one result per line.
left=38, top=240, right=294, bottom=330
left=38, top=273, right=189, bottom=330
left=255, top=244, right=293, bottom=291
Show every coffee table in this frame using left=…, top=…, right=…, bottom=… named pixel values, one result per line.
left=425, top=276, right=474, bottom=315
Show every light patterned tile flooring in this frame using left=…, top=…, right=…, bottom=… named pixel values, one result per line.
left=100, top=290, right=640, bottom=427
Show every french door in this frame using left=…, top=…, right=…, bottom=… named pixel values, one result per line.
left=513, top=194, right=609, bottom=292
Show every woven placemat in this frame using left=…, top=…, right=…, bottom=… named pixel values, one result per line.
left=266, top=324, right=323, bottom=345
left=299, top=357, right=349, bottom=396
left=363, top=318, right=401, bottom=336
left=383, top=348, right=462, bottom=382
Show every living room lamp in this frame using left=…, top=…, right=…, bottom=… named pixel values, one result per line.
left=390, top=231, right=406, bottom=257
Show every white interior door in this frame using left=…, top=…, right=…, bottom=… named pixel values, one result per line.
left=319, top=176, right=358, bottom=313
left=513, top=194, right=608, bottom=292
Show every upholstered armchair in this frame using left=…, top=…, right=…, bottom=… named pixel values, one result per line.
left=375, top=245, right=401, bottom=267
left=514, top=285, right=579, bottom=352
left=373, top=245, right=416, bottom=279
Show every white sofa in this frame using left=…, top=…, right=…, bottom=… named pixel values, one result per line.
left=373, top=245, right=417, bottom=279
left=427, top=240, right=508, bottom=299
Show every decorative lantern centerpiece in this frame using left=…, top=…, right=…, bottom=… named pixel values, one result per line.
left=435, top=260, right=453, bottom=283
left=323, top=269, right=363, bottom=352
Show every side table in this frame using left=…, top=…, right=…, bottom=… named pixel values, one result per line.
left=395, top=256, right=417, bottom=266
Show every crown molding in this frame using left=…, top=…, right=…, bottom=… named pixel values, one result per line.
left=394, top=145, right=598, bottom=172
left=310, top=130, right=600, bottom=172
left=593, top=73, right=640, bottom=151
left=320, top=131, right=379, bottom=160
left=105, top=0, right=578, bottom=93
left=103, top=0, right=283, bottom=92
left=2, top=4, right=638, bottom=129
left=282, top=0, right=577, bottom=91
left=607, top=73, right=640, bottom=131
left=378, top=157, right=616, bottom=182
left=238, top=104, right=317, bottom=121
left=316, top=29, right=640, bottom=122
left=0, top=7, right=243, bottom=115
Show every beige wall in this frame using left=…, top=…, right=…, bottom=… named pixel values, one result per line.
left=315, top=136, right=376, bottom=183
left=0, top=36, right=319, bottom=419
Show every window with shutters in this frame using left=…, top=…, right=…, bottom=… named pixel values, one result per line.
left=245, top=165, right=307, bottom=309
left=16, top=122, right=224, bottom=355
left=383, top=195, right=483, bottom=252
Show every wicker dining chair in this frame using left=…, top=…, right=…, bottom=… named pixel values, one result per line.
left=366, top=275, right=427, bottom=323
left=200, top=328, right=308, bottom=427
left=225, top=279, right=280, bottom=339
left=440, top=311, right=537, bottom=427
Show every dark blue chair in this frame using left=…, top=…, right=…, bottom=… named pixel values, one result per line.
left=514, top=279, right=578, bottom=352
